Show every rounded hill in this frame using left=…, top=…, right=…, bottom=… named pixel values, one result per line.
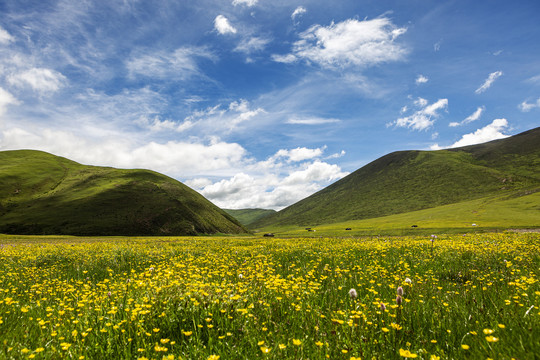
left=0, top=150, right=248, bottom=236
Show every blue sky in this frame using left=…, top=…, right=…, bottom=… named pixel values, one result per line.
left=0, top=0, right=539, bottom=209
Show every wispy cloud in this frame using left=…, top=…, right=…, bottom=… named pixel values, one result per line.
left=232, top=0, right=258, bottom=7
left=449, top=106, right=485, bottom=127
left=126, top=47, right=215, bottom=80
left=475, top=71, right=503, bottom=94
left=394, top=98, right=448, bottom=131
left=518, top=97, right=540, bottom=112
left=286, top=117, right=340, bottom=125
left=234, top=37, right=271, bottom=55
left=8, top=68, right=67, bottom=94
left=214, top=15, right=237, bottom=35
left=0, top=26, right=14, bottom=44
left=291, top=6, right=307, bottom=23
left=273, top=17, right=408, bottom=69
left=0, top=87, right=20, bottom=116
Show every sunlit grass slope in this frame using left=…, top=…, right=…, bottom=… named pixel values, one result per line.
left=0, top=150, right=248, bottom=235
left=254, top=189, right=540, bottom=237
left=252, top=127, right=540, bottom=229
left=224, top=208, right=276, bottom=226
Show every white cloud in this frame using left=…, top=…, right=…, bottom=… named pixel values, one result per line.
left=325, top=150, right=346, bottom=159
left=180, top=99, right=265, bottom=134
left=0, top=127, right=249, bottom=178
left=0, top=87, right=20, bottom=116
left=292, top=6, right=307, bottom=22
left=232, top=0, right=257, bottom=6
left=126, top=47, right=215, bottom=80
left=8, top=68, right=67, bottom=94
left=450, top=119, right=509, bottom=148
left=197, top=160, right=349, bottom=210
left=286, top=117, right=340, bottom=125
left=214, top=15, right=237, bottom=35
left=414, top=97, right=428, bottom=107
left=234, top=37, right=271, bottom=54
left=525, top=74, right=540, bottom=84
left=518, top=97, right=540, bottom=112
left=271, top=54, right=298, bottom=64
left=475, top=71, right=503, bottom=94
left=0, top=27, right=14, bottom=44
left=415, top=74, right=428, bottom=84
left=273, top=146, right=326, bottom=162
left=449, top=106, right=485, bottom=127
left=273, top=17, right=407, bottom=68
left=394, top=98, right=448, bottom=131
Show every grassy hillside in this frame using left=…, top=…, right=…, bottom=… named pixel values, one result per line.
left=253, top=188, right=540, bottom=237
left=0, top=150, right=248, bottom=236
left=252, top=127, right=540, bottom=229
left=223, top=208, right=276, bottom=226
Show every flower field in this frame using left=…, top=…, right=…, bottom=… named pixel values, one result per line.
left=0, top=233, right=539, bottom=359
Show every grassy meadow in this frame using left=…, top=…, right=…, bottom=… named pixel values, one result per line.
left=0, top=233, right=539, bottom=359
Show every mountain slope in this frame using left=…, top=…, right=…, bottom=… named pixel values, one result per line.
left=0, top=150, right=248, bottom=236
left=251, top=127, right=540, bottom=229
left=223, top=208, right=276, bottom=226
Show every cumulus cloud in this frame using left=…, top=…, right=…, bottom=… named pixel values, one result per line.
left=214, top=15, right=237, bottom=35
left=232, top=0, right=257, bottom=6
left=0, top=26, right=14, bottom=44
left=450, top=119, right=510, bottom=147
left=394, top=98, right=448, bottom=131
left=0, top=87, right=20, bottom=116
left=475, top=71, right=503, bottom=94
left=196, top=160, right=349, bottom=210
left=8, top=68, right=67, bottom=94
left=449, top=106, right=485, bottom=127
left=273, top=17, right=407, bottom=68
left=432, top=119, right=510, bottom=150
left=0, top=127, right=248, bottom=178
left=286, top=117, right=340, bottom=125
left=126, top=47, right=215, bottom=80
left=415, top=74, right=428, bottom=84
left=518, top=97, right=540, bottom=112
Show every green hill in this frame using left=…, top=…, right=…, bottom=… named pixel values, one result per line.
left=251, top=127, right=540, bottom=229
left=0, top=150, right=248, bottom=236
left=223, top=208, right=276, bottom=226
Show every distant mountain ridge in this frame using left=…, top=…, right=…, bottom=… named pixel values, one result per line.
left=251, top=127, right=540, bottom=229
left=224, top=208, right=276, bottom=226
left=0, top=150, right=248, bottom=236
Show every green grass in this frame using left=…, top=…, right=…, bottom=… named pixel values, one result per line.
left=252, top=189, right=540, bottom=237
left=223, top=208, right=276, bottom=226
left=252, top=127, right=540, bottom=229
left=0, top=150, right=247, bottom=236
left=0, top=234, right=538, bottom=359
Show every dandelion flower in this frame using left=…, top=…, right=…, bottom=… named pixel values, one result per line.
left=399, top=348, right=418, bottom=358
left=485, top=336, right=499, bottom=342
